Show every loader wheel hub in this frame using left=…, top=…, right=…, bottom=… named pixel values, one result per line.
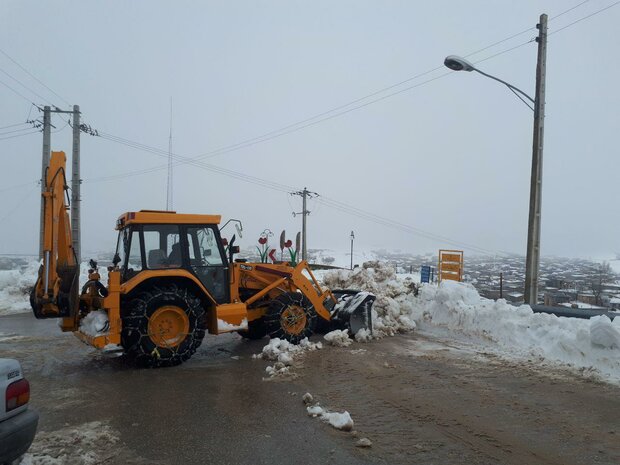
left=148, top=306, right=189, bottom=348
left=280, top=305, right=307, bottom=336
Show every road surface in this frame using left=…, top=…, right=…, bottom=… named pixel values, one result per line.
left=1, top=313, right=618, bottom=464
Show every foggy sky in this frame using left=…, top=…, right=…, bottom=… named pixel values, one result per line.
left=1, top=1, right=618, bottom=259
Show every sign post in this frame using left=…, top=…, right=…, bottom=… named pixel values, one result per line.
left=438, top=250, right=464, bottom=283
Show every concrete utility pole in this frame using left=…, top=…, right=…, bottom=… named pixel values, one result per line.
left=350, top=231, right=355, bottom=270
left=70, top=105, right=81, bottom=263
left=291, top=187, right=318, bottom=262
left=39, top=106, right=51, bottom=260
left=524, top=14, right=547, bottom=305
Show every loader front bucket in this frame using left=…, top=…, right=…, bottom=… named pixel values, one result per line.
left=329, top=289, right=375, bottom=336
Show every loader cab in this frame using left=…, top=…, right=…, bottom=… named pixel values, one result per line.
left=115, top=211, right=229, bottom=303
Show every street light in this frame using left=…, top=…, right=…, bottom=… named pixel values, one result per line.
left=443, top=13, right=548, bottom=305
left=350, top=231, right=355, bottom=270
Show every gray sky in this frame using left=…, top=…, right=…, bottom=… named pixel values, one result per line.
left=1, top=0, right=618, bottom=259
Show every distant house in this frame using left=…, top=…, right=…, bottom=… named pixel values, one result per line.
left=545, top=292, right=570, bottom=307
left=505, top=292, right=524, bottom=304
left=610, top=297, right=620, bottom=311
left=577, top=293, right=597, bottom=305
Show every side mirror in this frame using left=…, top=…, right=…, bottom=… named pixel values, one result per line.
left=231, top=246, right=240, bottom=254
left=112, top=253, right=121, bottom=266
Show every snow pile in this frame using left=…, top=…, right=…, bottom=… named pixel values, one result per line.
left=413, top=280, right=620, bottom=382
left=354, top=328, right=373, bottom=342
left=590, top=315, right=620, bottom=349
left=0, top=259, right=110, bottom=316
left=306, top=404, right=354, bottom=431
left=323, top=329, right=352, bottom=347
left=254, top=337, right=322, bottom=377
left=323, top=261, right=417, bottom=336
left=79, top=310, right=109, bottom=336
left=0, top=260, right=40, bottom=315
left=324, top=261, right=620, bottom=382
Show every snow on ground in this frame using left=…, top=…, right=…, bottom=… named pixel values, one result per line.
left=254, top=337, right=322, bottom=378
left=609, top=259, right=620, bottom=276
left=306, top=404, right=354, bottom=431
left=304, top=394, right=354, bottom=431
left=20, top=421, right=119, bottom=465
left=0, top=258, right=109, bottom=316
left=322, top=261, right=620, bottom=384
left=0, top=260, right=40, bottom=315
left=323, top=329, right=353, bottom=347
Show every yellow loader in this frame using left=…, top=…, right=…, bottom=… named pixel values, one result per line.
left=30, top=151, right=374, bottom=367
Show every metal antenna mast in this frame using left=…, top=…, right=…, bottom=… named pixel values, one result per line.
left=166, top=97, right=173, bottom=211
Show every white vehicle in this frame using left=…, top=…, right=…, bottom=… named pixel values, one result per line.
left=0, top=359, right=38, bottom=465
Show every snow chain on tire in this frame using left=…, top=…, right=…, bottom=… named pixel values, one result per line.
left=121, top=283, right=206, bottom=368
left=265, top=292, right=317, bottom=344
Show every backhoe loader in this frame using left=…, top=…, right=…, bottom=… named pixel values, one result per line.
left=30, top=151, right=374, bottom=367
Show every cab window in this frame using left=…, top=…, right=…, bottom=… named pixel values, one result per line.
left=143, top=224, right=181, bottom=269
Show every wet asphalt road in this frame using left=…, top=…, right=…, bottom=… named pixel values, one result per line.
left=0, top=313, right=373, bottom=465
left=2, top=312, right=620, bottom=464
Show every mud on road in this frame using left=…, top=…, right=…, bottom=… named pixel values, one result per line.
left=1, top=313, right=619, bottom=465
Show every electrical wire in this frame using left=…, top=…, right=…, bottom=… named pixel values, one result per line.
left=0, top=77, right=37, bottom=105
left=315, top=196, right=509, bottom=256
left=549, top=0, right=620, bottom=35
left=0, top=180, right=38, bottom=193
left=0, top=48, right=71, bottom=107
left=0, top=126, right=35, bottom=136
left=0, top=184, right=38, bottom=224
left=0, top=122, right=28, bottom=131
left=0, top=66, right=57, bottom=107
left=0, top=129, right=40, bottom=141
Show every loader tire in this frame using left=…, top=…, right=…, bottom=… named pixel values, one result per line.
left=265, top=292, right=316, bottom=344
left=237, top=318, right=267, bottom=340
left=121, top=284, right=206, bottom=368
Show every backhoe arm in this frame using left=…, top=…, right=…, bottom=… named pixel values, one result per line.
left=31, top=151, right=80, bottom=330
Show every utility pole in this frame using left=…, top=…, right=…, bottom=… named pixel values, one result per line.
left=350, top=231, right=355, bottom=270
left=71, top=105, right=81, bottom=263
left=39, top=105, right=88, bottom=262
left=500, top=272, right=504, bottom=299
left=39, top=106, right=51, bottom=260
left=291, top=187, right=318, bottom=262
left=524, top=13, right=547, bottom=306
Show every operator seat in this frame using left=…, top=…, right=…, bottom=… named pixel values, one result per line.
left=168, top=243, right=182, bottom=266
left=148, top=249, right=167, bottom=268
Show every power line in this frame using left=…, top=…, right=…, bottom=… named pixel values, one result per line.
left=0, top=129, right=40, bottom=141
left=0, top=48, right=71, bottom=107
left=0, top=126, right=37, bottom=136
left=0, top=66, right=57, bottom=107
left=0, top=122, right=28, bottom=131
left=0, top=77, right=37, bottom=105
left=0, top=180, right=38, bottom=193
left=315, top=196, right=508, bottom=256
left=549, top=0, right=620, bottom=35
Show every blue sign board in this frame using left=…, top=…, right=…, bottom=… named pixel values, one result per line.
left=421, top=265, right=431, bottom=283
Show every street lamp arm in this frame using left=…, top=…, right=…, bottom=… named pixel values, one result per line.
left=473, top=68, right=535, bottom=107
